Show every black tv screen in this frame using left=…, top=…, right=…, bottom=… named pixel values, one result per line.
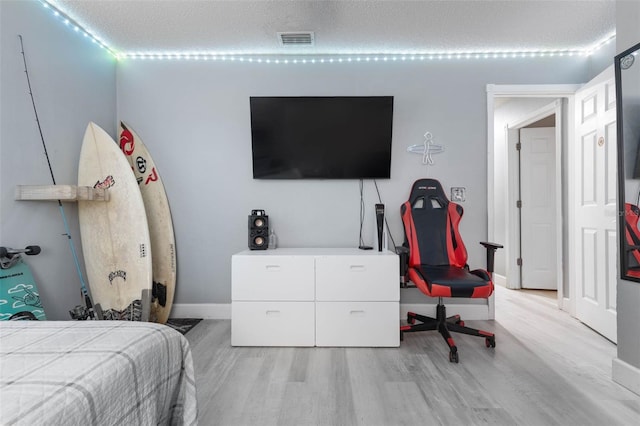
left=250, top=96, right=393, bottom=179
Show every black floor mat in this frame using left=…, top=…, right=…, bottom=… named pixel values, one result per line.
left=165, top=318, right=202, bottom=335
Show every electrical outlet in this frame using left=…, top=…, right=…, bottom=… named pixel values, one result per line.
left=451, top=187, right=466, bottom=202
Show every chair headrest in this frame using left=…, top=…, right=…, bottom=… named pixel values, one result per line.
left=408, top=178, right=449, bottom=206
left=626, top=202, right=640, bottom=216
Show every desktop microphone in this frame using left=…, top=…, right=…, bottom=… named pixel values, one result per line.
left=375, top=204, right=385, bottom=252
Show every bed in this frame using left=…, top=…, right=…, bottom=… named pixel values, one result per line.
left=0, top=321, right=198, bottom=425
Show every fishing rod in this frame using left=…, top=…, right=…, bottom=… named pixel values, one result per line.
left=18, top=35, right=97, bottom=320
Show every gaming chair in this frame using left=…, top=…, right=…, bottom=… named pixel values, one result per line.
left=399, top=178, right=502, bottom=363
left=624, top=203, right=640, bottom=278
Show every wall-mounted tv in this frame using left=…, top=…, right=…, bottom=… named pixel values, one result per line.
left=250, top=96, right=394, bottom=179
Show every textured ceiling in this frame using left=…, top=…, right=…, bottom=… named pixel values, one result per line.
left=46, top=0, right=617, bottom=55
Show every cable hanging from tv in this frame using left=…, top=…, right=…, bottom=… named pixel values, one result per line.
left=407, top=131, right=445, bottom=165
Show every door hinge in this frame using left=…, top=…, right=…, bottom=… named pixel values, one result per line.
left=516, top=142, right=522, bottom=151
left=517, top=258, right=522, bottom=266
left=517, top=200, right=522, bottom=208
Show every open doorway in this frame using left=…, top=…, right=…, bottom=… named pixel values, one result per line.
left=507, top=103, right=560, bottom=291
left=486, top=84, right=580, bottom=313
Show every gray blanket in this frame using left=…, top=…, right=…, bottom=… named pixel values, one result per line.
left=0, top=321, right=198, bottom=425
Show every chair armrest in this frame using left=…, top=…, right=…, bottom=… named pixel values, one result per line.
left=395, top=246, right=410, bottom=255
left=395, top=246, right=410, bottom=287
left=479, top=242, right=503, bottom=274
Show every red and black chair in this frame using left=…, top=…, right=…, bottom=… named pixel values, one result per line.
left=624, top=202, right=640, bottom=278
left=399, top=178, right=502, bottom=362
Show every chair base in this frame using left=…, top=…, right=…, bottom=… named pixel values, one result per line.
left=400, top=303, right=495, bottom=363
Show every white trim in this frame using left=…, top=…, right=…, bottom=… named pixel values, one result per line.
left=486, top=92, right=497, bottom=321
left=400, top=303, right=491, bottom=321
left=493, top=273, right=507, bottom=288
left=487, top=84, right=579, bottom=314
left=612, top=358, right=640, bottom=396
left=506, top=124, right=519, bottom=289
left=487, top=92, right=496, bottom=250
left=487, top=84, right=581, bottom=97
left=565, top=97, right=577, bottom=317
left=553, top=102, right=565, bottom=308
left=170, top=303, right=231, bottom=319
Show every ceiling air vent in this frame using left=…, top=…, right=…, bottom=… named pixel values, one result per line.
left=278, top=31, right=315, bottom=47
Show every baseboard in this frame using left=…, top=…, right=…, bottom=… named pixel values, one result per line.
left=612, top=357, right=640, bottom=396
left=400, top=303, right=490, bottom=321
left=493, top=273, right=507, bottom=288
left=170, top=303, right=231, bottom=319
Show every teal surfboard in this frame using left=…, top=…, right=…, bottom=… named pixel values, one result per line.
left=0, top=258, right=46, bottom=320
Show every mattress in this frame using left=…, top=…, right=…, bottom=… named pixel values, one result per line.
left=0, top=321, right=198, bottom=425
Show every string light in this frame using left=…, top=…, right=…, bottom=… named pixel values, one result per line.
left=41, top=0, right=616, bottom=65
left=113, top=49, right=597, bottom=63
left=40, top=0, right=118, bottom=58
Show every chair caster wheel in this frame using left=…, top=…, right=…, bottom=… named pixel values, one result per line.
left=407, top=313, right=416, bottom=324
left=458, top=320, right=465, bottom=327
left=449, top=350, right=459, bottom=363
left=485, top=337, right=496, bottom=348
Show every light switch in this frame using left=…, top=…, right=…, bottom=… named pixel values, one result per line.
left=451, top=187, right=466, bottom=202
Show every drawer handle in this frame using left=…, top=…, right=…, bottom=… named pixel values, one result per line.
left=350, top=265, right=365, bottom=271
left=265, top=265, right=281, bottom=271
left=265, top=310, right=281, bottom=316
left=349, top=310, right=366, bottom=316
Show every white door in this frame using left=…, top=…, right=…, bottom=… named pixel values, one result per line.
left=520, top=127, right=557, bottom=289
left=573, top=68, right=617, bottom=342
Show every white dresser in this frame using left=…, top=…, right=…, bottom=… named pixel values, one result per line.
left=231, top=248, right=399, bottom=347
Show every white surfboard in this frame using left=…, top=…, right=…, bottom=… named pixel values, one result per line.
left=78, top=122, right=152, bottom=320
left=119, top=122, right=176, bottom=324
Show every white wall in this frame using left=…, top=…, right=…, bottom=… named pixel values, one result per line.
left=117, top=57, right=594, bottom=306
left=587, top=39, right=618, bottom=81
left=0, top=0, right=116, bottom=319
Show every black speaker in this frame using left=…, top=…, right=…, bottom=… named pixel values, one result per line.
left=248, top=209, right=269, bottom=250
left=375, top=203, right=385, bottom=252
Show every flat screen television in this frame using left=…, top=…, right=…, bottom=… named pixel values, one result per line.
left=250, top=96, right=394, bottom=179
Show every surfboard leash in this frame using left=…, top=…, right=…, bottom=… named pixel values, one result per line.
left=18, top=35, right=97, bottom=320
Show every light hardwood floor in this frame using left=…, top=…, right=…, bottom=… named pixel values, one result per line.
left=186, top=286, right=640, bottom=425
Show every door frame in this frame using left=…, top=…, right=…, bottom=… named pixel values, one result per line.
left=487, top=84, right=581, bottom=315
left=506, top=101, right=561, bottom=291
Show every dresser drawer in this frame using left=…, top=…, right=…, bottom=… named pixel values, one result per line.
left=315, top=254, right=399, bottom=301
left=315, top=301, right=399, bottom=347
left=232, top=254, right=315, bottom=301
left=231, top=301, right=315, bottom=346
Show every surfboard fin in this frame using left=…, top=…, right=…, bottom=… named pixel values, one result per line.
left=94, top=303, right=104, bottom=320
left=152, top=281, right=167, bottom=307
